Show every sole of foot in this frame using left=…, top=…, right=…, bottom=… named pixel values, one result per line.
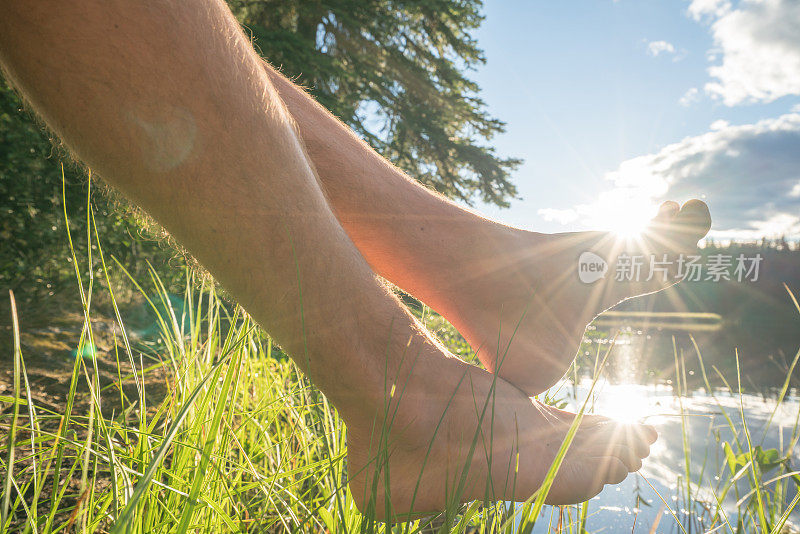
left=346, top=363, right=658, bottom=521
left=444, top=199, right=711, bottom=396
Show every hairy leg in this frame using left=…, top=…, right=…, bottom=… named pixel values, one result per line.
left=0, top=0, right=657, bottom=519
left=265, top=66, right=712, bottom=395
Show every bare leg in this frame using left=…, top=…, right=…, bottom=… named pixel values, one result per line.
left=0, top=0, right=657, bottom=519
left=265, top=67, right=712, bottom=395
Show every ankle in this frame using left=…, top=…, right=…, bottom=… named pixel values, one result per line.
left=335, top=313, right=463, bottom=428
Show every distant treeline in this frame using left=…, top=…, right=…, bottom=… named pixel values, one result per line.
left=705, top=236, right=800, bottom=251
left=613, top=242, right=800, bottom=391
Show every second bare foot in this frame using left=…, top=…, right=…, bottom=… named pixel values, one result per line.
left=346, top=357, right=658, bottom=520
left=427, top=200, right=711, bottom=396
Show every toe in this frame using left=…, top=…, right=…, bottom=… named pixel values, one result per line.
left=574, top=422, right=654, bottom=459
left=654, top=200, right=680, bottom=221
left=545, top=456, right=627, bottom=505
left=583, top=456, right=628, bottom=495
left=616, top=447, right=646, bottom=471
left=673, top=199, right=711, bottom=245
left=573, top=424, right=655, bottom=472
left=578, top=439, right=650, bottom=470
left=597, top=456, right=630, bottom=484
left=620, top=423, right=657, bottom=453
left=631, top=457, right=643, bottom=472
left=618, top=422, right=658, bottom=445
left=638, top=423, right=658, bottom=444
left=572, top=441, right=643, bottom=471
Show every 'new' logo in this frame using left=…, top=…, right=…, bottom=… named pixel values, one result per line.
left=578, top=251, right=608, bottom=284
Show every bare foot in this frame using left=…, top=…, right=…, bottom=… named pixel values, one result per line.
left=428, top=200, right=711, bottom=396
left=346, top=358, right=657, bottom=521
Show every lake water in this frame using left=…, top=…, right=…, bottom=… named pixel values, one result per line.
left=523, top=381, right=800, bottom=533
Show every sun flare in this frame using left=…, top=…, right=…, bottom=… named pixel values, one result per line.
left=594, top=383, right=652, bottom=424
left=600, top=204, right=656, bottom=239
left=585, top=186, right=663, bottom=239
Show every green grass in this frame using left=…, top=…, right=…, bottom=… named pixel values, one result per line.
left=1, top=183, right=800, bottom=533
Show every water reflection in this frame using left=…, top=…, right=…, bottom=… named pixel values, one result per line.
left=524, top=381, right=800, bottom=533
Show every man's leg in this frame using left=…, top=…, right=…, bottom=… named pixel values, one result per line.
left=265, top=66, right=712, bottom=395
left=0, top=0, right=656, bottom=519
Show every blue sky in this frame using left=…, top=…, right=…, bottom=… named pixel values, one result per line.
left=467, top=0, right=800, bottom=240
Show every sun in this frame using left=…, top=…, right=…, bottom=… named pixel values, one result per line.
left=605, top=214, right=651, bottom=238
left=593, top=198, right=659, bottom=239
left=594, top=383, right=652, bottom=424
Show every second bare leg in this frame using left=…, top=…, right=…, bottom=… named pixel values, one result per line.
left=266, top=66, right=711, bottom=395
left=0, top=0, right=657, bottom=519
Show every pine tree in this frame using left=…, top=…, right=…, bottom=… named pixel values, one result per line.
left=1, top=1, right=520, bottom=297
left=231, top=0, right=521, bottom=206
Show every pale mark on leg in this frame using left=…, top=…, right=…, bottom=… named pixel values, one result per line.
left=129, top=105, right=197, bottom=172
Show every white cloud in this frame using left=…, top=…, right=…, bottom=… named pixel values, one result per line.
left=742, top=213, right=800, bottom=239
left=645, top=40, right=687, bottom=62
left=679, top=87, right=700, bottom=106
left=688, top=0, right=731, bottom=21
left=710, top=119, right=730, bottom=130
left=647, top=40, right=676, bottom=57
left=545, top=113, right=800, bottom=239
left=690, top=0, right=800, bottom=105
left=538, top=208, right=579, bottom=225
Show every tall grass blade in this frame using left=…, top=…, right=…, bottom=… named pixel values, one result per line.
left=175, top=344, right=242, bottom=532
left=110, top=328, right=253, bottom=534
left=1, top=291, right=22, bottom=530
